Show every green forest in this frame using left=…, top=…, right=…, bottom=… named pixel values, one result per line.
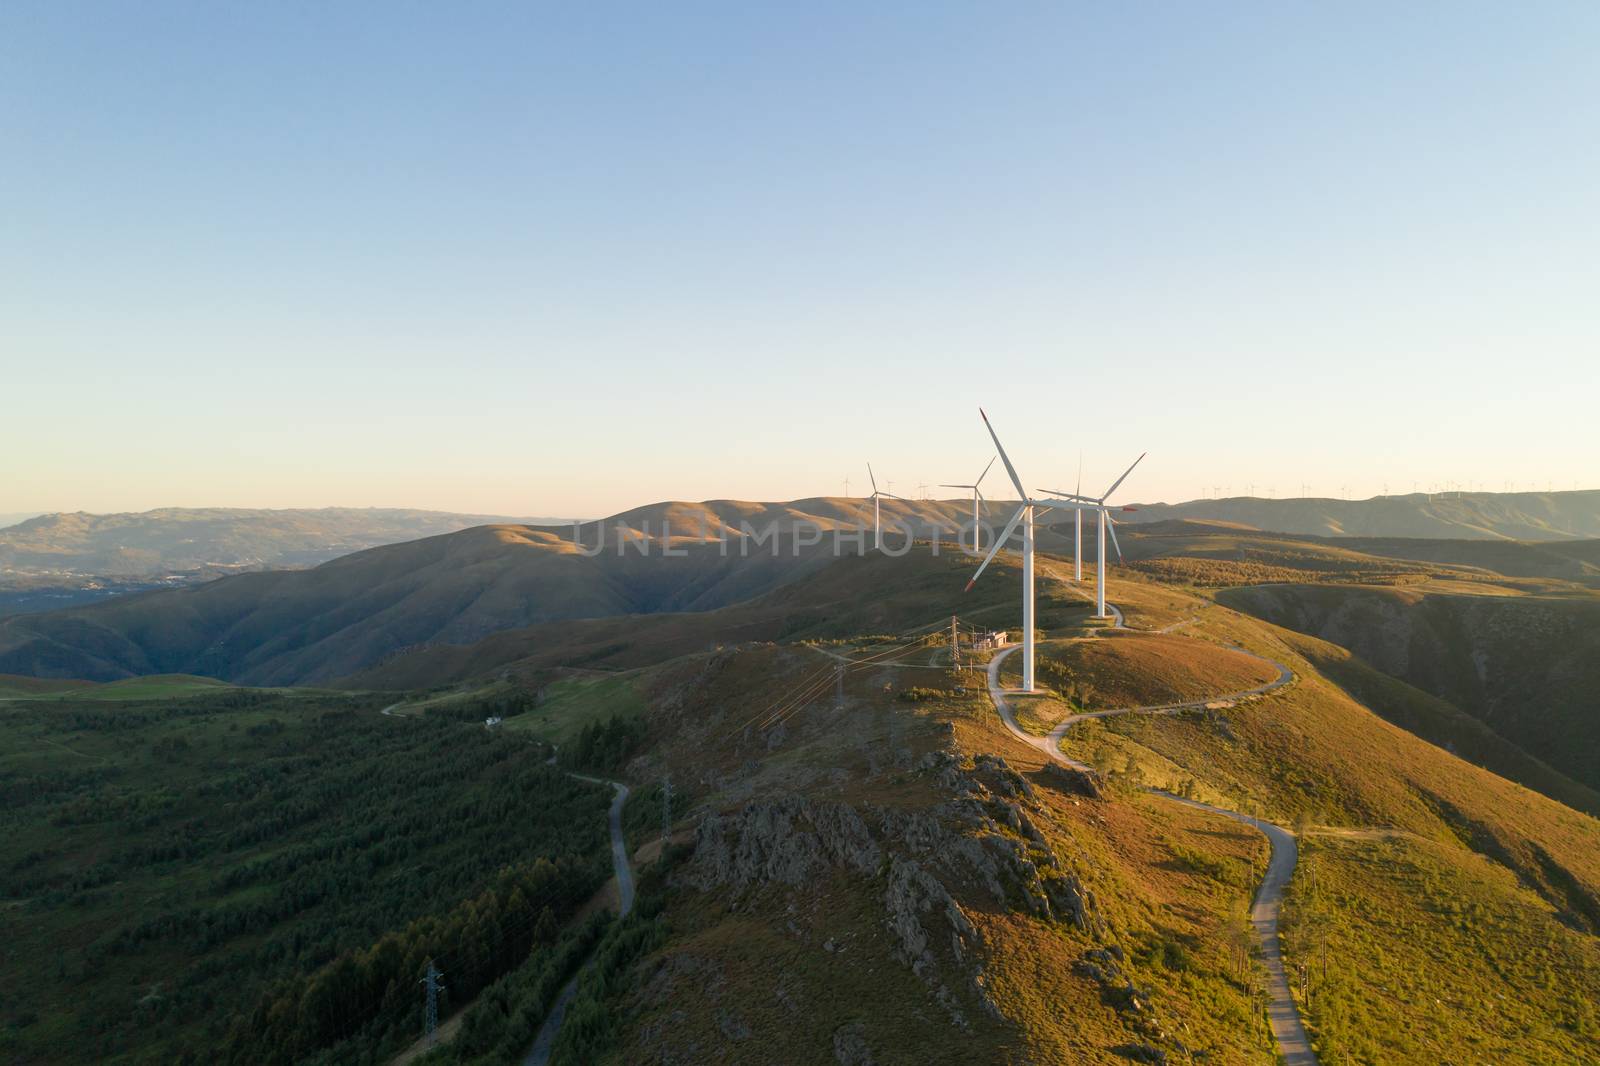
left=0, top=687, right=615, bottom=1064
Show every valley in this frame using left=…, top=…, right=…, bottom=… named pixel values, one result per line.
left=2, top=502, right=1598, bottom=1064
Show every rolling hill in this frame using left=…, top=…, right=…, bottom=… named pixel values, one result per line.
left=0, top=506, right=564, bottom=577
left=1120, top=489, right=1600, bottom=541
left=0, top=500, right=993, bottom=686
left=6, top=496, right=1600, bottom=693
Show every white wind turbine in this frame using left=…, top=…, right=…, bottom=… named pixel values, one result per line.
left=963, top=411, right=1041, bottom=692
left=940, top=456, right=996, bottom=552
left=1040, top=453, right=1146, bottom=620
left=866, top=464, right=903, bottom=551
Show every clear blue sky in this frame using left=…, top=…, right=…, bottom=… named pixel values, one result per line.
left=4, top=2, right=1596, bottom=517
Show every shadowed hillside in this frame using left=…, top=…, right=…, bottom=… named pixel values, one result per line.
left=1219, top=583, right=1600, bottom=794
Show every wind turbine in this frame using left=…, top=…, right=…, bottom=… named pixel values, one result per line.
left=963, top=411, right=1040, bottom=692
left=866, top=464, right=903, bottom=551
left=940, top=456, right=996, bottom=553
left=1040, top=452, right=1146, bottom=620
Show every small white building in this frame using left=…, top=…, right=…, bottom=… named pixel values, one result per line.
left=484, top=716, right=503, bottom=728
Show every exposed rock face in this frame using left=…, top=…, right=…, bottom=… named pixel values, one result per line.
left=883, top=857, right=976, bottom=1031
left=687, top=795, right=881, bottom=891
left=974, top=753, right=1038, bottom=803
left=1042, top=761, right=1103, bottom=798
left=832, top=1022, right=877, bottom=1066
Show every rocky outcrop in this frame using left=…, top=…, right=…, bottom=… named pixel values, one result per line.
left=832, top=1022, right=876, bottom=1066
left=1042, top=761, right=1103, bottom=798
left=682, top=749, right=1105, bottom=1042
left=687, top=795, right=881, bottom=891
left=883, top=857, right=977, bottom=1030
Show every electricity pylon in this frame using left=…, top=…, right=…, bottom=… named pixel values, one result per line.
left=420, top=959, right=444, bottom=1043
left=661, top=775, right=673, bottom=846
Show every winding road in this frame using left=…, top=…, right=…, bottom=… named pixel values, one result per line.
left=523, top=775, right=633, bottom=1066
left=1042, top=647, right=1292, bottom=754
left=377, top=704, right=635, bottom=1066
left=987, top=644, right=1318, bottom=1066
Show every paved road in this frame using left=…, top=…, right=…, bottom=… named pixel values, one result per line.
left=377, top=707, right=636, bottom=1066
left=987, top=646, right=1319, bottom=1065
left=524, top=776, right=633, bottom=1066
left=1043, top=649, right=1293, bottom=753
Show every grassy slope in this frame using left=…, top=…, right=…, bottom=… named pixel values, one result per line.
left=1049, top=592, right=1600, bottom=1056
left=0, top=673, right=98, bottom=697
left=1283, top=831, right=1600, bottom=1063
left=501, top=676, right=646, bottom=745
left=1035, top=632, right=1282, bottom=709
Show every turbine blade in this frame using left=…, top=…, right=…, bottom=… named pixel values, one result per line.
left=976, top=455, right=996, bottom=487
left=1039, top=489, right=1095, bottom=501
left=979, top=409, right=1029, bottom=501
left=867, top=463, right=879, bottom=494
left=1076, top=452, right=1082, bottom=497
left=939, top=484, right=971, bottom=489
left=1101, top=452, right=1146, bottom=502
left=965, top=505, right=1027, bottom=591
left=1105, top=511, right=1124, bottom=563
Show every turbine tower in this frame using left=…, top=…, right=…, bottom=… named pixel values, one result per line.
left=964, top=411, right=1039, bottom=692
left=1041, top=452, right=1146, bottom=619
left=940, top=456, right=995, bottom=553
left=1072, top=454, right=1083, bottom=582
left=866, top=464, right=903, bottom=551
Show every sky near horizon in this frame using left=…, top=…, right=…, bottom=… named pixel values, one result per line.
left=3, top=3, right=1597, bottom=518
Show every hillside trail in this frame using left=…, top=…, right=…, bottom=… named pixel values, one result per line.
left=376, top=707, right=635, bottom=1066
left=522, top=776, right=632, bottom=1066
left=987, top=640, right=1320, bottom=1066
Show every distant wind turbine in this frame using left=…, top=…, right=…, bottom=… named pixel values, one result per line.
left=940, top=456, right=996, bottom=553
left=1041, top=452, right=1146, bottom=620
left=866, top=464, right=903, bottom=551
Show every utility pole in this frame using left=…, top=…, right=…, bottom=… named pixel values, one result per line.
left=420, top=959, right=444, bottom=1043
left=950, top=615, right=961, bottom=669
left=661, top=775, right=673, bottom=847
